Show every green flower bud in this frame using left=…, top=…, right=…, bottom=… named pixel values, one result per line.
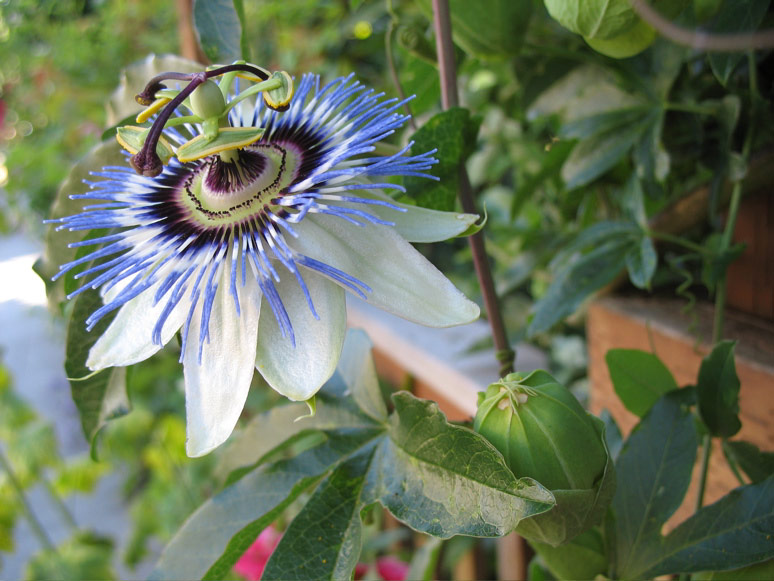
left=190, top=79, right=226, bottom=120
left=474, top=370, right=606, bottom=490
left=475, top=370, right=615, bottom=546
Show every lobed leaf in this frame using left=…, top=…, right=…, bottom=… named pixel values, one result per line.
left=606, top=349, right=677, bottom=418
left=613, top=390, right=698, bottom=579
left=369, top=392, right=555, bottom=538
left=697, top=341, right=742, bottom=438
left=639, top=475, right=774, bottom=578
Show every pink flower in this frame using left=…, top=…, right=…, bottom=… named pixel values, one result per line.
left=233, top=526, right=282, bottom=581
left=376, top=556, right=410, bottom=581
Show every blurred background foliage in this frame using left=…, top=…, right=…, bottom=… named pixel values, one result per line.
left=2, top=0, right=773, bottom=578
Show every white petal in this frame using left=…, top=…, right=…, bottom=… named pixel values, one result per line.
left=290, top=214, right=480, bottom=327
left=183, top=271, right=261, bottom=457
left=328, top=189, right=479, bottom=242
left=256, top=272, right=346, bottom=401
left=87, top=283, right=190, bottom=370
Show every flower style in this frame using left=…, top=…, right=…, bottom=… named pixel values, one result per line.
left=52, top=71, right=480, bottom=457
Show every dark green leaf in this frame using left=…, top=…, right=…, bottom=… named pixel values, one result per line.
left=625, top=235, right=657, bottom=290
left=613, top=391, right=699, bottom=579
left=65, top=287, right=129, bottom=459
left=529, top=238, right=632, bottom=335
left=693, top=559, right=774, bottom=580
left=193, top=0, right=243, bottom=63
left=150, top=428, right=382, bottom=581
left=697, top=341, right=742, bottom=438
left=600, top=409, right=623, bottom=462
left=416, top=0, right=532, bottom=57
left=560, top=107, right=652, bottom=140
left=562, top=121, right=649, bottom=190
left=369, top=392, right=554, bottom=537
left=606, top=349, right=677, bottom=417
left=633, top=111, right=670, bottom=184
left=262, top=447, right=377, bottom=581
left=549, top=221, right=639, bottom=269
left=403, top=108, right=480, bottom=211
left=530, top=527, right=608, bottom=581
left=708, top=0, right=770, bottom=86
left=639, top=475, right=774, bottom=578
left=723, top=441, right=774, bottom=484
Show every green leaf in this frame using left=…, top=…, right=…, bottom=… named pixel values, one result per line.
left=613, top=391, right=699, bottom=579
left=370, top=392, right=555, bottom=537
left=217, top=395, right=374, bottom=481
left=150, top=428, right=382, bottom=581
left=403, top=108, right=480, bottom=211
left=406, top=536, right=443, bottom=581
left=723, top=441, right=774, bottom=484
left=544, top=0, right=638, bottom=39
left=638, top=475, right=774, bottom=578
left=64, top=287, right=129, bottom=459
left=262, top=447, right=376, bottom=581
left=193, top=0, right=244, bottom=63
left=38, top=140, right=126, bottom=310
left=693, top=559, right=774, bottom=580
left=625, top=234, right=657, bottom=290
left=25, top=532, right=115, bottom=581
left=337, top=329, right=388, bottom=422
left=561, top=120, right=649, bottom=189
left=606, top=349, right=677, bottom=417
left=529, top=237, right=632, bottom=335
left=530, top=527, right=608, bottom=580
left=708, top=0, right=770, bottom=86
left=697, top=341, right=742, bottom=438
left=415, top=0, right=532, bottom=57
left=560, top=107, right=653, bottom=140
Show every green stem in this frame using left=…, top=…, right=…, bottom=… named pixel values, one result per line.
left=724, top=448, right=748, bottom=487
left=430, top=0, right=514, bottom=377
left=695, top=433, right=713, bottom=511
left=385, top=17, right=417, bottom=130
left=711, top=52, right=758, bottom=344
left=645, top=229, right=711, bottom=255
left=0, top=449, right=57, bottom=552
left=42, top=476, right=78, bottom=531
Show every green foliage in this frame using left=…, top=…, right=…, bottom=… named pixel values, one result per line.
left=707, top=0, right=770, bottom=85
left=64, top=286, right=130, bottom=458
left=151, top=334, right=554, bottom=580
left=723, top=441, right=774, bottom=484
left=404, top=107, right=480, bottom=211
left=25, top=532, right=115, bottom=581
left=611, top=390, right=699, bottom=578
left=697, top=341, right=742, bottom=438
left=415, top=0, right=533, bottom=58
left=193, top=0, right=245, bottom=63
left=606, top=349, right=678, bottom=417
